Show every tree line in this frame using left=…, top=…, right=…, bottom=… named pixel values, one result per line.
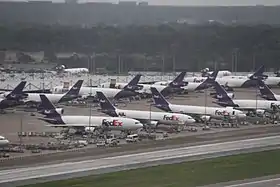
left=0, top=24, right=279, bottom=71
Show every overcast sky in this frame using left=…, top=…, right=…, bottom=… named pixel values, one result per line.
left=87, top=0, right=280, bottom=6
left=2, top=0, right=280, bottom=5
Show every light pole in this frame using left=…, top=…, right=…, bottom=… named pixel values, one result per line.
left=89, top=78, right=92, bottom=130
left=19, top=114, right=23, bottom=151
left=204, top=88, right=207, bottom=125
left=162, top=54, right=165, bottom=76
left=118, top=54, right=121, bottom=75
left=149, top=103, right=152, bottom=136
left=172, top=55, right=176, bottom=75
left=92, top=52, right=96, bottom=75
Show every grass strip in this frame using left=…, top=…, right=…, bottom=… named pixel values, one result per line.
left=23, top=149, right=280, bottom=187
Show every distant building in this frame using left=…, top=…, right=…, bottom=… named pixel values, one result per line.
left=138, top=1, right=148, bottom=6
left=65, top=0, right=78, bottom=4
left=118, top=1, right=136, bottom=6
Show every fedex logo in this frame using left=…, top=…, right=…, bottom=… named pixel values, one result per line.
left=216, top=95, right=223, bottom=99
left=102, top=119, right=123, bottom=127
left=215, top=110, right=229, bottom=116
left=99, top=99, right=106, bottom=103
left=163, top=115, right=179, bottom=121
left=271, top=103, right=280, bottom=110
left=153, top=95, right=160, bottom=99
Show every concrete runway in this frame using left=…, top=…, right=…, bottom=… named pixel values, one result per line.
left=1, top=135, right=280, bottom=186
left=205, top=175, right=280, bottom=187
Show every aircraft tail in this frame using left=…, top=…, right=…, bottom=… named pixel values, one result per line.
left=249, top=65, right=267, bottom=80
left=38, top=94, right=61, bottom=117
left=169, top=72, right=187, bottom=87
left=150, top=87, right=172, bottom=112
left=64, top=80, right=83, bottom=97
left=96, top=91, right=118, bottom=117
left=258, top=80, right=276, bottom=100
left=123, top=74, right=142, bottom=91
left=212, top=81, right=233, bottom=102
left=39, top=94, right=56, bottom=110
left=5, top=81, right=27, bottom=100
left=198, top=70, right=218, bottom=89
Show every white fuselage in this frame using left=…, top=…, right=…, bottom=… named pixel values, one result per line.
left=0, top=136, right=9, bottom=146
left=264, top=77, right=280, bottom=87
left=272, top=95, right=280, bottom=101
left=59, top=116, right=143, bottom=130
left=52, top=86, right=121, bottom=98
left=64, top=68, right=89, bottom=74
left=168, top=104, right=246, bottom=119
left=216, top=77, right=248, bottom=88
left=88, top=82, right=167, bottom=95
left=114, top=109, right=195, bottom=124
left=25, top=93, right=64, bottom=103
left=99, top=82, right=127, bottom=89
left=231, top=99, right=280, bottom=110
left=136, top=84, right=167, bottom=95
left=183, top=82, right=204, bottom=92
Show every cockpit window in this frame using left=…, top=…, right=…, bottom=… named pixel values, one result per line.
left=135, top=122, right=140, bottom=124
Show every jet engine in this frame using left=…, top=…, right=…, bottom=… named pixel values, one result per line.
left=39, top=108, right=64, bottom=115
left=147, top=120, right=159, bottom=128
left=84, top=127, right=95, bottom=132
left=256, top=109, right=265, bottom=115
left=200, top=115, right=211, bottom=122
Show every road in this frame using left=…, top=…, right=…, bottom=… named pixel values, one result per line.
left=226, top=178, right=280, bottom=187
left=1, top=135, right=280, bottom=186
left=204, top=175, right=280, bottom=187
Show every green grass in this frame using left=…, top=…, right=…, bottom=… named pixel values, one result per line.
left=24, top=149, right=280, bottom=187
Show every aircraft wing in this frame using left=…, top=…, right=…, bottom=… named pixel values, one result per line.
left=45, top=124, right=100, bottom=128
left=173, top=112, right=204, bottom=122
left=37, top=117, right=57, bottom=122
left=0, top=89, right=51, bottom=93
left=139, top=81, right=156, bottom=85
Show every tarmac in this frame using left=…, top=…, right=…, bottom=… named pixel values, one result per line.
left=0, top=87, right=280, bottom=168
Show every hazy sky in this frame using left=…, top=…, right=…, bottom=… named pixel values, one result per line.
left=3, top=0, right=280, bottom=5
left=88, top=0, right=280, bottom=6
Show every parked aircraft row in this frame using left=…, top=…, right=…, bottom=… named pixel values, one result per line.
left=37, top=94, right=196, bottom=132
left=212, top=81, right=280, bottom=114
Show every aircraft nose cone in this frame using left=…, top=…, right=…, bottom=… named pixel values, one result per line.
left=138, top=123, right=144, bottom=128
left=238, top=113, right=247, bottom=118
left=190, top=119, right=196, bottom=123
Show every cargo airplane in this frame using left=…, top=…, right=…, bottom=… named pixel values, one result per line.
left=150, top=87, right=246, bottom=122
left=213, top=80, right=280, bottom=114
left=258, top=80, right=280, bottom=101
left=0, top=136, right=9, bottom=147
left=23, top=80, right=83, bottom=107
left=0, top=81, right=27, bottom=111
left=37, top=95, right=143, bottom=132
left=52, top=79, right=137, bottom=101
left=96, top=91, right=195, bottom=128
